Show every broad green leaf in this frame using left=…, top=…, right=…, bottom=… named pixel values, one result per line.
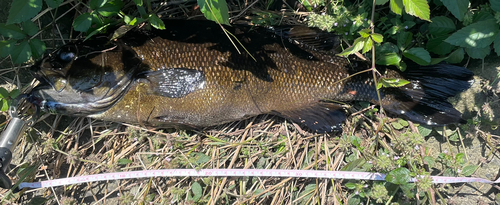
left=73, top=13, right=93, bottom=32
left=427, top=35, right=455, bottom=55
left=445, top=20, right=498, bottom=48
left=1, top=99, right=8, bottom=112
left=402, top=0, right=430, bottom=21
left=29, top=39, right=46, bottom=59
left=133, top=0, right=143, bottom=6
left=22, top=21, right=39, bottom=36
left=390, top=0, right=404, bottom=15
left=429, top=16, right=456, bottom=35
left=0, top=40, right=15, bottom=58
left=7, top=0, right=43, bottom=24
left=461, top=165, right=478, bottom=176
left=446, top=48, right=464, bottom=63
left=90, top=0, right=107, bottom=10
left=192, top=182, right=203, bottom=202
left=28, top=196, right=49, bottom=205
left=492, top=0, right=500, bottom=12
left=371, top=33, right=384, bottom=43
left=495, top=33, right=500, bottom=56
left=430, top=57, right=448, bottom=65
left=84, top=24, right=110, bottom=41
left=345, top=182, right=357, bottom=189
left=403, top=47, right=431, bottom=65
left=362, top=38, right=373, bottom=54
left=359, top=29, right=371, bottom=38
left=423, top=156, right=435, bottom=167
left=338, top=37, right=366, bottom=56
left=117, top=158, right=133, bottom=165
left=376, top=52, right=401, bottom=66
left=0, top=88, right=9, bottom=98
left=348, top=195, right=361, bottom=205
left=44, top=0, right=63, bottom=8
left=465, top=46, right=490, bottom=59
left=148, top=14, right=166, bottom=30
left=473, top=11, right=494, bottom=23
left=198, top=0, right=230, bottom=25
left=391, top=121, right=404, bottom=129
left=397, top=31, right=412, bottom=51
left=376, top=0, right=390, bottom=5
left=10, top=89, right=20, bottom=99
left=11, top=41, right=32, bottom=64
left=441, top=0, right=469, bottom=21
left=0, top=24, right=27, bottom=39
left=377, top=78, right=410, bottom=89
left=417, top=125, right=432, bottom=137
left=385, top=167, right=411, bottom=185
left=97, top=0, right=123, bottom=17
left=194, top=152, right=211, bottom=164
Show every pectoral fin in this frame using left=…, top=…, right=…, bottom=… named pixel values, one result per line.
left=138, top=68, right=206, bottom=98
left=278, top=103, right=346, bottom=133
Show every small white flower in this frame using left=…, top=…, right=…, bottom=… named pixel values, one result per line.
left=414, top=145, right=420, bottom=150
left=457, top=169, right=461, bottom=173
left=334, top=22, right=338, bottom=26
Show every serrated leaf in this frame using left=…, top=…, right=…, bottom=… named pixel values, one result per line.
left=371, top=33, right=384, bottom=43
left=430, top=57, right=448, bottom=65
left=423, top=156, right=435, bottom=167
left=148, top=14, right=166, bottom=30
left=492, top=0, right=500, bottom=12
left=385, top=167, right=410, bottom=185
left=29, top=39, right=46, bottom=59
left=377, top=78, right=410, bottom=89
left=391, top=121, right=404, bottom=129
left=0, top=24, right=27, bottom=39
left=194, top=152, right=211, bottom=164
left=376, top=0, right=390, bottom=5
left=495, top=33, right=500, bottom=56
left=1, top=99, right=9, bottom=112
left=345, top=182, right=357, bottom=189
left=390, top=0, right=404, bottom=15
left=473, top=11, right=494, bottom=23
left=446, top=48, right=464, bottom=63
left=359, top=29, right=371, bottom=38
left=445, top=19, right=498, bottom=48
left=11, top=41, right=32, bottom=64
left=7, top=0, right=43, bottom=24
left=90, top=0, right=107, bottom=10
left=429, top=16, right=456, bottom=35
left=441, top=0, right=469, bottom=21
left=417, top=125, right=432, bottom=137
left=402, top=0, right=430, bottom=21
left=97, top=0, right=123, bottom=17
left=461, top=165, right=478, bottom=176
left=22, top=21, right=39, bottom=37
left=198, top=0, right=230, bottom=25
left=362, top=38, right=373, bottom=54
left=0, top=40, right=15, bottom=58
left=10, top=89, right=20, bottom=99
left=465, top=46, right=490, bottom=59
left=117, top=158, right=133, bottom=165
left=192, top=182, right=203, bottom=202
left=338, top=37, right=366, bottom=56
left=44, top=0, right=63, bottom=8
left=73, top=13, right=93, bottom=32
left=427, top=35, right=455, bottom=55
left=133, top=0, right=143, bottom=6
left=0, top=88, right=9, bottom=99
left=397, top=31, right=412, bottom=50
left=403, top=47, right=431, bottom=65
left=376, top=52, right=401, bottom=66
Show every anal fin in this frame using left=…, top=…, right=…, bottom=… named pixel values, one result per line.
left=278, top=103, right=346, bottom=133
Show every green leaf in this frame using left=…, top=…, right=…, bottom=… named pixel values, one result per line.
left=376, top=52, right=401, bottom=66
left=84, top=23, right=110, bottom=41
left=345, top=182, right=357, bottom=189
left=44, top=0, right=63, bottom=8
left=148, top=14, right=166, bottom=30
left=429, top=16, right=456, bottom=35
left=495, top=33, right=500, bottom=56
left=22, top=21, right=39, bottom=36
left=194, top=152, right=211, bottom=164
left=133, top=0, right=143, bottom=6
left=0, top=40, right=15, bottom=58
left=385, top=167, right=411, bottom=185
left=377, top=78, right=410, bottom=89
left=11, top=41, right=32, bottom=64
left=359, top=29, right=371, bottom=38
left=0, top=24, right=27, bottom=39
left=90, top=0, right=107, bottom=10
left=192, top=182, right=203, bottom=202
left=465, top=46, right=490, bottom=59
left=441, top=0, right=469, bottom=21
left=391, top=121, right=404, bottom=129
left=28, top=196, right=49, bottom=205
left=492, top=0, right=500, bottom=12
left=402, top=0, right=430, bottom=21
left=445, top=19, right=498, bottom=48
left=455, top=153, right=465, bottom=164
left=73, top=13, right=93, bottom=32
left=10, top=89, right=20, bottom=99
left=376, top=0, right=390, bottom=5
left=362, top=38, right=373, bottom=54
left=473, top=11, right=494, bottom=23
left=427, top=35, right=455, bottom=55
left=397, top=32, right=412, bottom=51
left=197, top=0, right=230, bottom=25
left=390, top=0, right=404, bottom=15
left=461, top=165, right=478, bottom=176
left=446, top=48, right=465, bottom=63
left=1, top=99, right=8, bottom=112
left=403, top=47, right=431, bottom=65
left=430, top=57, right=448, bottom=65
left=423, top=156, right=435, bottom=167
left=338, top=37, right=366, bottom=56
left=29, top=39, right=46, bottom=59
left=371, top=33, right=384, bottom=43
left=0, top=88, right=8, bottom=99
left=7, top=0, right=43, bottom=24
left=97, top=0, right=123, bottom=17
left=417, top=125, right=432, bottom=137
left=117, top=158, right=133, bottom=165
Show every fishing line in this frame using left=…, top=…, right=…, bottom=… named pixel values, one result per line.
left=17, top=168, right=500, bottom=189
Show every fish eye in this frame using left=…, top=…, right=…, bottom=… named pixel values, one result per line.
left=58, top=51, right=75, bottom=62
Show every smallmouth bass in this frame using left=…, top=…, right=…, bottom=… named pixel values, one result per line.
left=28, top=20, right=473, bottom=132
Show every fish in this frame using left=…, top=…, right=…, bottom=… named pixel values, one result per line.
left=27, top=19, right=474, bottom=133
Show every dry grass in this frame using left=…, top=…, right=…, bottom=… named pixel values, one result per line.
left=0, top=0, right=499, bottom=204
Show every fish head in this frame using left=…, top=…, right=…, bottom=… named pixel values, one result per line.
left=28, top=38, right=141, bottom=116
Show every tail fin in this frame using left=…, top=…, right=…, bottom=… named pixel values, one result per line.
left=382, top=64, right=473, bottom=126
